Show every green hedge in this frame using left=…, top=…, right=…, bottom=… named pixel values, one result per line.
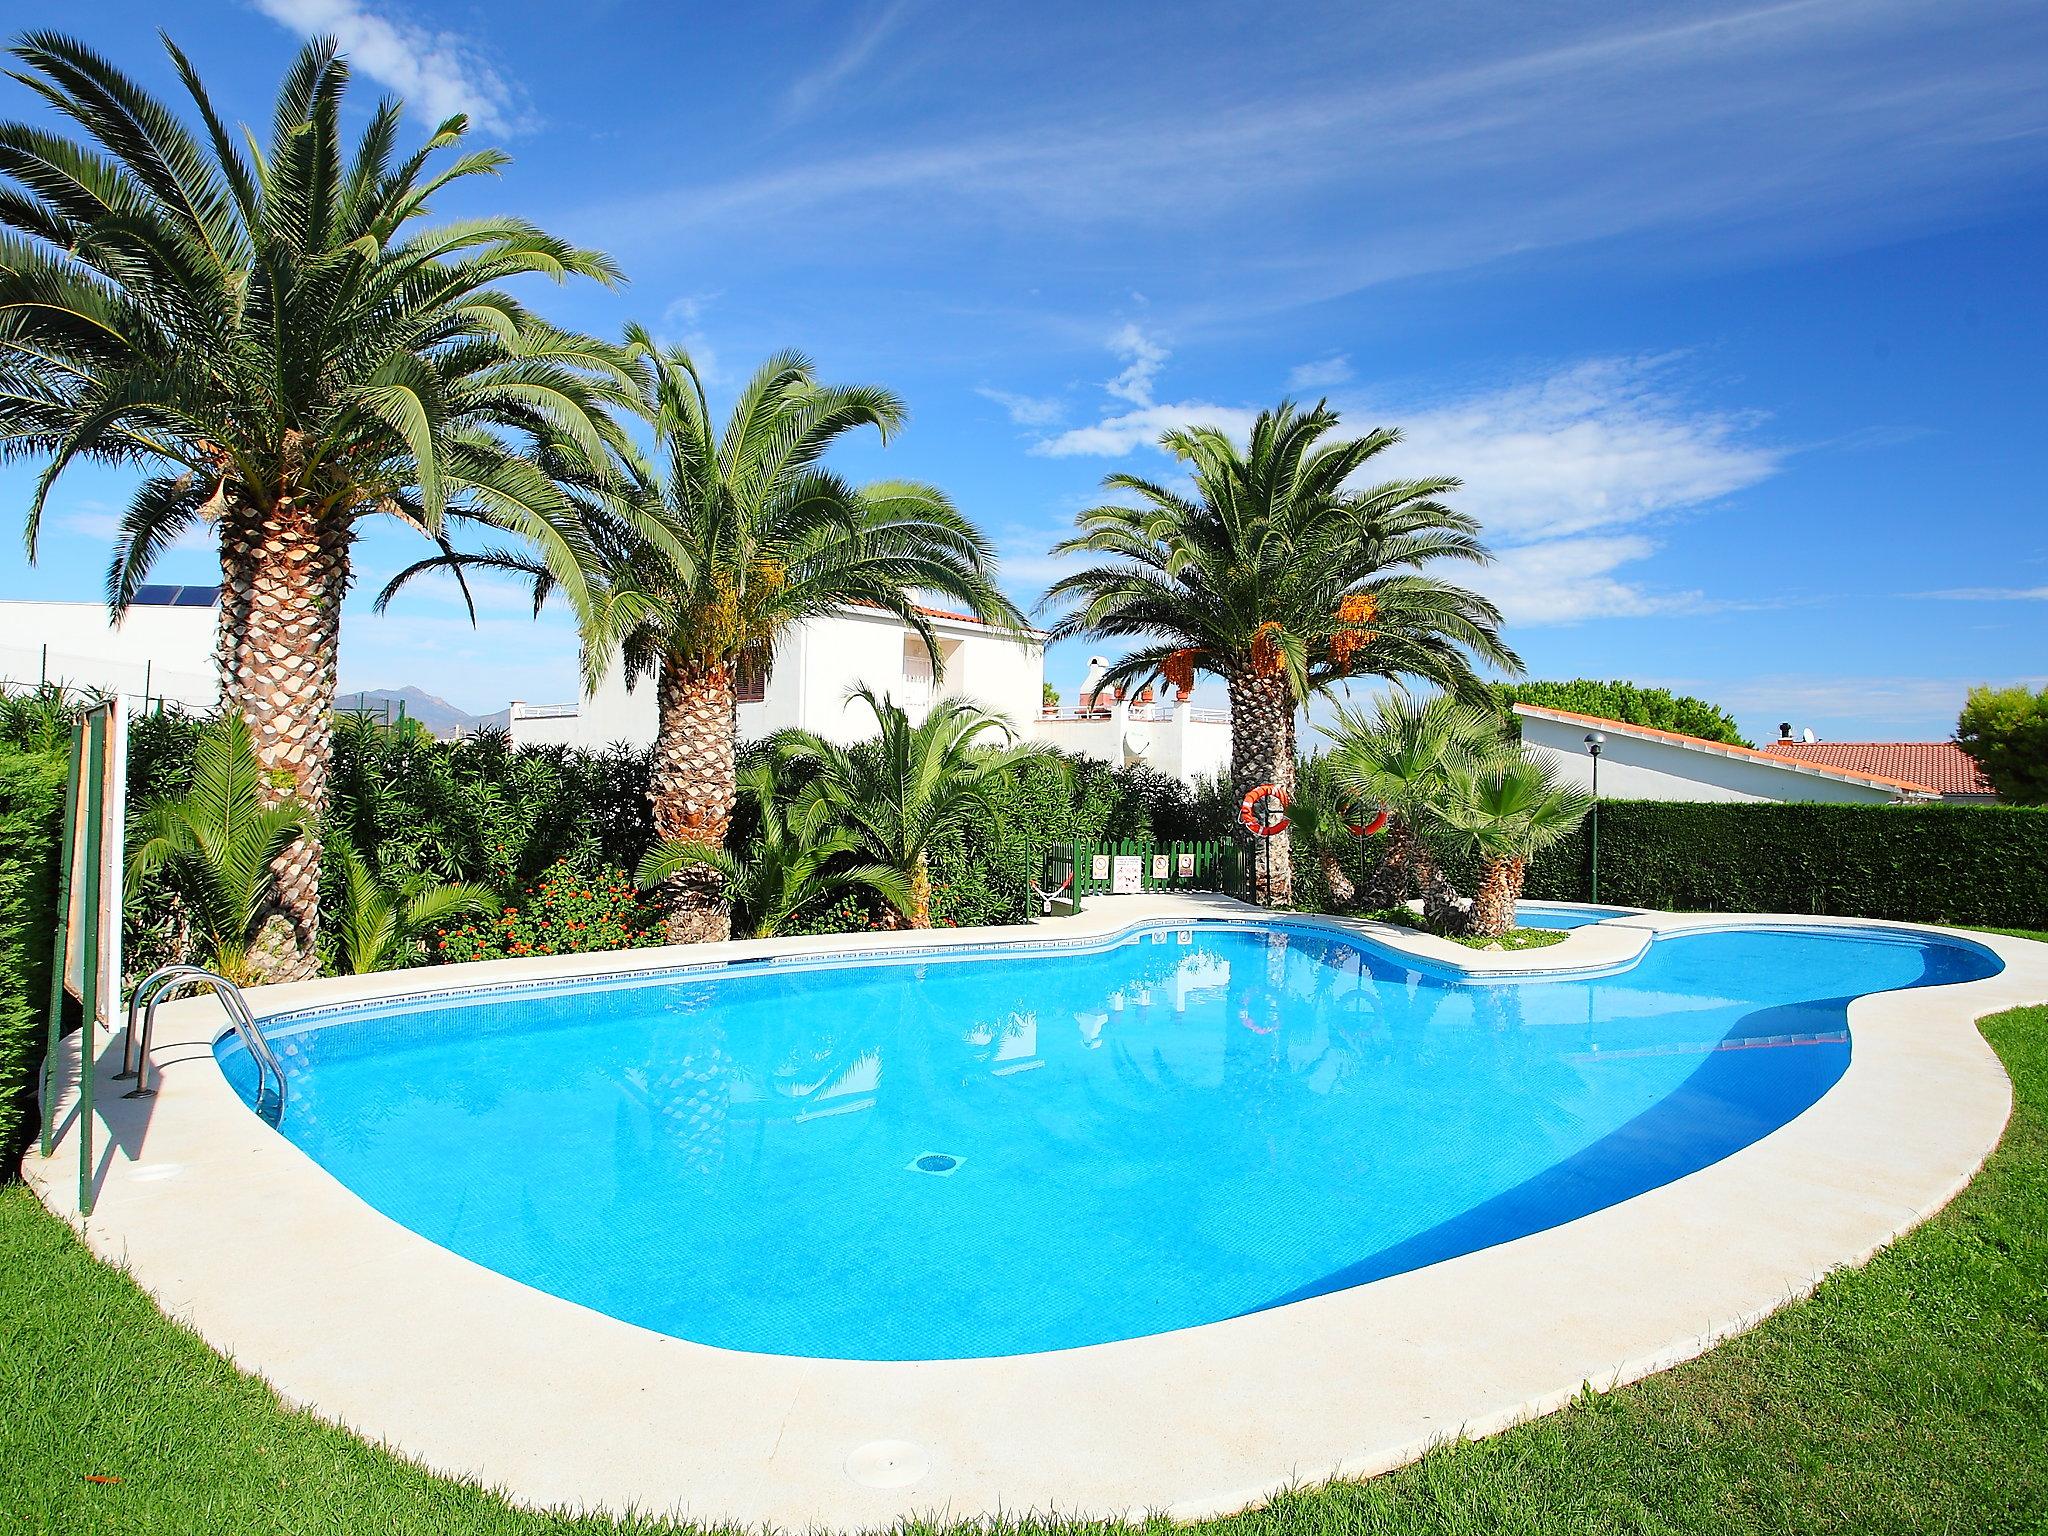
left=1518, top=800, right=2048, bottom=929
left=0, top=749, right=65, bottom=1173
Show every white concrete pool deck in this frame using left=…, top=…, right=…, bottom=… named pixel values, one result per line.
left=24, top=897, right=2048, bottom=1531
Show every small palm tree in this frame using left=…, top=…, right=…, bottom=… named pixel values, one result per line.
left=636, top=757, right=908, bottom=938
left=1043, top=401, right=1519, bottom=906
left=126, top=715, right=310, bottom=984
left=550, top=338, right=1023, bottom=944
left=1286, top=754, right=1365, bottom=910
left=774, top=688, right=1053, bottom=929
left=1326, top=692, right=1514, bottom=915
left=1432, top=759, right=1590, bottom=938
left=329, top=838, right=493, bottom=974
left=1, top=33, right=638, bottom=979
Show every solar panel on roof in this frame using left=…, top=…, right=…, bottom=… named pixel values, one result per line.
left=130, top=584, right=219, bottom=608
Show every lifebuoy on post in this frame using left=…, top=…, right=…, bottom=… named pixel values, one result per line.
left=1347, top=805, right=1390, bottom=837
left=1239, top=783, right=1290, bottom=837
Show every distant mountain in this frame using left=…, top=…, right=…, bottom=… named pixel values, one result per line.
left=335, top=687, right=487, bottom=738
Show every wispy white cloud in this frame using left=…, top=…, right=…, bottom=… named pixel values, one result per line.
left=784, top=0, right=917, bottom=120
left=1287, top=356, right=1354, bottom=391
left=1030, top=327, right=1257, bottom=456
left=1104, top=324, right=1169, bottom=406
left=976, top=386, right=1067, bottom=428
left=250, top=0, right=529, bottom=134
left=1916, top=584, right=2048, bottom=601
left=57, top=500, right=212, bottom=555
left=588, top=0, right=2048, bottom=309
left=1473, top=534, right=1697, bottom=625
left=1698, top=672, right=2048, bottom=739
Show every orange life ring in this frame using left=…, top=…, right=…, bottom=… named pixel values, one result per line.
left=1348, top=805, right=1390, bottom=837
left=1240, top=783, right=1290, bottom=836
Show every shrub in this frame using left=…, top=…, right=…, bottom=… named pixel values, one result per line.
left=1520, top=800, right=2048, bottom=929
left=434, top=861, right=665, bottom=963
left=1957, top=684, right=2048, bottom=805
left=0, top=748, right=65, bottom=1171
left=1493, top=679, right=1749, bottom=747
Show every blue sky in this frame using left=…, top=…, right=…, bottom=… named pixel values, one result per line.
left=5, top=0, right=2045, bottom=741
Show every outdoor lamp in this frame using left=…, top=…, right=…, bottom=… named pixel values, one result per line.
left=1584, top=732, right=1605, bottom=902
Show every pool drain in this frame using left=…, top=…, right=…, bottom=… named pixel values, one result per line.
left=909, top=1152, right=962, bottom=1176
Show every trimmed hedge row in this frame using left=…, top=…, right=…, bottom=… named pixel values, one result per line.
left=0, top=748, right=66, bottom=1172
left=1518, top=800, right=2048, bottom=929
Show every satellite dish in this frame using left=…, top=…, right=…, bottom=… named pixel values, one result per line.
left=1123, top=726, right=1154, bottom=758
left=1801, top=728, right=1817, bottom=743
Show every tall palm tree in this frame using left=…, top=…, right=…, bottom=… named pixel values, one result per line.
left=1325, top=691, right=1514, bottom=913
left=1432, top=759, right=1590, bottom=938
left=1286, top=753, right=1366, bottom=910
left=774, top=687, right=1053, bottom=929
left=562, top=337, right=1024, bottom=943
left=0, top=33, right=638, bottom=978
left=1042, top=401, right=1519, bottom=907
left=636, top=756, right=908, bottom=938
left=127, top=714, right=310, bottom=985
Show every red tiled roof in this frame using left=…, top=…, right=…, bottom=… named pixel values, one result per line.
left=1511, top=704, right=1944, bottom=796
left=848, top=600, right=1045, bottom=636
left=1762, top=740, right=1993, bottom=798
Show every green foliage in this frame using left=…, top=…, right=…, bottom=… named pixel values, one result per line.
left=637, top=758, right=908, bottom=938
left=0, top=684, right=81, bottom=756
left=435, top=862, right=663, bottom=964
left=125, top=716, right=311, bottom=985
left=329, top=838, right=493, bottom=974
left=1522, top=801, right=2048, bottom=928
left=0, top=748, right=64, bottom=1170
left=1494, top=679, right=1750, bottom=747
left=1957, top=684, right=2048, bottom=804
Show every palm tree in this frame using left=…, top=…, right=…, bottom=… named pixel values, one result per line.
left=561, top=337, right=1024, bottom=943
left=774, top=687, right=1053, bottom=929
left=636, top=756, right=908, bottom=938
left=0, top=33, right=638, bottom=979
left=126, top=715, right=310, bottom=985
left=1042, top=401, right=1519, bottom=907
left=1326, top=691, right=1513, bottom=915
left=1432, top=759, right=1590, bottom=938
left=1286, top=753, right=1365, bottom=910
left=329, top=836, right=493, bottom=973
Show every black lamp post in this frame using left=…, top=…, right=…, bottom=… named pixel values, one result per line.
left=1584, top=731, right=1605, bottom=903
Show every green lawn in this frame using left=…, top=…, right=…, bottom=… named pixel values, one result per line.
left=5, top=986, right=2046, bottom=1532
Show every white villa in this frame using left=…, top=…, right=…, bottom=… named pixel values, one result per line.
left=1515, top=703, right=1941, bottom=803
left=509, top=606, right=1232, bottom=784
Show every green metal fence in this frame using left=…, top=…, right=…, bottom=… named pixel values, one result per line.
left=1045, top=838, right=1247, bottom=912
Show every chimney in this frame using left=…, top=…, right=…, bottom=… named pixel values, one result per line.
left=1778, top=721, right=1793, bottom=741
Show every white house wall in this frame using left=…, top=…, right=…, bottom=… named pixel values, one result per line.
left=0, top=600, right=218, bottom=709
left=1520, top=714, right=1905, bottom=804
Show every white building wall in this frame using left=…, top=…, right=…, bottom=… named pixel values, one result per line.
left=0, top=599, right=218, bottom=709
left=1520, top=713, right=1909, bottom=804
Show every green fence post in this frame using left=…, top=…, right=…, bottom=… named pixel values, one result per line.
left=77, top=708, right=105, bottom=1217
left=39, top=719, right=82, bottom=1160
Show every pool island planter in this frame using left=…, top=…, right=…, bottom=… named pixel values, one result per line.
left=25, top=896, right=2045, bottom=1531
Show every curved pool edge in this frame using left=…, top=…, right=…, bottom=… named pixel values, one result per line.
left=24, top=896, right=2045, bottom=1531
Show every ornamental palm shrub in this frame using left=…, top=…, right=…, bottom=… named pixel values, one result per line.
left=638, top=757, right=908, bottom=938
left=775, top=688, right=1056, bottom=929
left=0, top=32, right=640, bottom=980
left=457, top=336, right=1025, bottom=946
left=1326, top=692, right=1515, bottom=909
left=1430, top=759, right=1590, bottom=937
left=1285, top=753, right=1374, bottom=910
left=125, top=715, right=311, bottom=985
left=328, top=835, right=492, bottom=973
left=1043, top=401, right=1518, bottom=907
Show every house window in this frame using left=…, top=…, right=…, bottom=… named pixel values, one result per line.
left=735, top=648, right=767, bottom=703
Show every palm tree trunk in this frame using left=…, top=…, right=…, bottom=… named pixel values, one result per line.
left=1320, top=852, right=1356, bottom=909
left=649, top=655, right=737, bottom=944
left=216, top=494, right=345, bottom=982
left=908, top=852, right=933, bottom=929
left=1468, top=855, right=1522, bottom=938
left=1366, top=814, right=1416, bottom=908
left=1227, top=669, right=1296, bottom=906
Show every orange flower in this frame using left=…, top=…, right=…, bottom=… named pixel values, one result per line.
left=1162, top=649, right=1197, bottom=696
left=1249, top=623, right=1285, bottom=677
left=1336, top=592, right=1377, bottom=626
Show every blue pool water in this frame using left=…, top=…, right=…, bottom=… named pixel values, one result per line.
left=1517, top=902, right=1636, bottom=929
left=221, top=920, right=1999, bottom=1360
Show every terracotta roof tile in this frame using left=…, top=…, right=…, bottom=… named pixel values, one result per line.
left=1762, top=741, right=1993, bottom=798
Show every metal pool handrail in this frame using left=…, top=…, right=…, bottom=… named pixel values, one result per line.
left=118, top=965, right=288, bottom=1120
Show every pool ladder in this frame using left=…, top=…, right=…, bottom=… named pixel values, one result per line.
left=117, top=966, right=289, bottom=1123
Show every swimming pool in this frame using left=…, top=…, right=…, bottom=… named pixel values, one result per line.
left=220, top=919, right=2000, bottom=1361
left=1517, top=901, right=1636, bottom=929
